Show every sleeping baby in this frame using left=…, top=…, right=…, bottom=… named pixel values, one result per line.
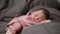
left=6, top=8, right=51, bottom=34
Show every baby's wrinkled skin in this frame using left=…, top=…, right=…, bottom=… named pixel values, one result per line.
left=6, top=10, right=47, bottom=34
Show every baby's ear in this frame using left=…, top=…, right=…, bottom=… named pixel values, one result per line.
left=27, top=11, right=32, bottom=16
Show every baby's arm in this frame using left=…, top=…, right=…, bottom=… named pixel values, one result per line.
left=6, top=18, right=22, bottom=34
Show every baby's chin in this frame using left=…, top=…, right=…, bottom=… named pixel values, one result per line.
left=35, top=20, right=42, bottom=23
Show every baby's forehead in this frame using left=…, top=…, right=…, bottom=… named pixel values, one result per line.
left=32, top=10, right=44, bottom=14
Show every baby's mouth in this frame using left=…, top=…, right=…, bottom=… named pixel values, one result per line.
left=33, top=18, right=41, bottom=22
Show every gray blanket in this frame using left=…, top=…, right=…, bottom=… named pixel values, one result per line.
left=0, top=0, right=60, bottom=34
left=21, top=21, right=60, bottom=34
left=0, top=0, right=59, bottom=21
left=0, top=21, right=8, bottom=34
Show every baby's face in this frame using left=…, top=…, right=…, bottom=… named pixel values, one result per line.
left=28, top=10, right=46, bottom=22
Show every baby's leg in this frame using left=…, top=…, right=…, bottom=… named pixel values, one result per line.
left=6, top=22, right=22, bottom=34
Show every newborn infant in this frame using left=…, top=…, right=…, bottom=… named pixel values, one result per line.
left=6, top=8, right=51, bottom=34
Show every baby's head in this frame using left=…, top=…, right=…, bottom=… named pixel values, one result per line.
left=27, top=8, right=50, bottom=22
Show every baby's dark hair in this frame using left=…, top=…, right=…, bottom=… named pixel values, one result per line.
left=30, top=8, right=50, bottom=20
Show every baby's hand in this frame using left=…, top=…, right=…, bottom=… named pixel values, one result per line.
left=6, top=27, right=16, bottom=34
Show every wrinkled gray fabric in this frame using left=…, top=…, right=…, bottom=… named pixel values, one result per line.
left=0, top=0, right=60, bottom=21
left=0, top=0, right=26, bottom=21
left=0, top=0, right=60, bottom=34
left=21, top=21, right=60, bottom=34
left=0, top=21, right=8, bottom=34
left=29, top=0, right=59, bottom=10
